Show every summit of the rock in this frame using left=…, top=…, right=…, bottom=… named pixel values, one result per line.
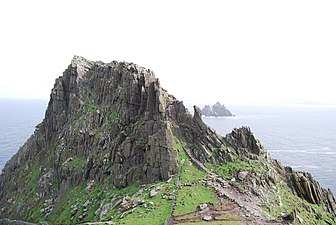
left=71, top=55, right=92, bottom=66
left=0, top=57, right=335, bottom=224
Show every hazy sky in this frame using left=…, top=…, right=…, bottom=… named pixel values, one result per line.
left=0, top=0, right=335, bottom=105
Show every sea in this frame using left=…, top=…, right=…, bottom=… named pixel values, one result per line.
left=0, top=100, right=335, bottom=193
left=0, top=99, right=48, bottom=172
left=202, top=104, right=336, bottom=194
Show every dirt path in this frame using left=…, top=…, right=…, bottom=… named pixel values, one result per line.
left=166, top=198, right=243, bottom=225
left=176, top=144, right=277, bottom=223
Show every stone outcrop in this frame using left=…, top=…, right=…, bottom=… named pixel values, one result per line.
left=285, top=167, right=336, bottom=214
left=226, top=126, right=264, bottom=156
left=0, top=56, right=335, bottom=224
left=201, top=102, right=233, bottom=117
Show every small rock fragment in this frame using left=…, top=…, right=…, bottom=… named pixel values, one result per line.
left=197, top=203, right=208, bottom=211
left=83, top=200, right=90, bottom=208
left=202, top=215, right=212, bottom=221
left=149, top=190, right=158, bottom=198
left=237, top=171, right=249, bottom=181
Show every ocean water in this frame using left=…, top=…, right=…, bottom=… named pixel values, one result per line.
left=0, top=99, right=47, bottom=172
left=203, top=104, right=336, bottom=193
left=0, top=100, right=335, bottom=194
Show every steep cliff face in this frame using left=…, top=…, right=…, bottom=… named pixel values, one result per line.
left=0, top=56, right=335, bottom=224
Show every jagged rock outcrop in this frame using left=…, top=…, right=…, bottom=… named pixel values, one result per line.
left=0, top=56, right=335, bottom=224
left=201, top=102, right=233, bottom=117
left=226, top=126, right=264, bottom=156
left=41, top=56, right=178, bottom=186
left=285, top=167, right=336, bottom=214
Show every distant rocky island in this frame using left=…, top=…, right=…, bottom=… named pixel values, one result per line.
left=201, top=102, right=234, bottom=117
left=0, top=56, right=335, bottom=224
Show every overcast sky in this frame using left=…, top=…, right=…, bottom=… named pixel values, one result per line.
left=0, top=0, right=335, bottom=105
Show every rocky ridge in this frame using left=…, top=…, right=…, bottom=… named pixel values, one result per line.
left=0, top=56, right=335, bottom=224
left=201, top=102, right=234, bottom=117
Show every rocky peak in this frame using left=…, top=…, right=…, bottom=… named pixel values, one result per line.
left=192, top=105, right=203, bottom=123
left=71, top=55, right=92, bottom=68
left=201, top=102, right=233, bottom=117
left=214, top=101, right=222, bottom=107
left=226, top=126, right=263, bottom=156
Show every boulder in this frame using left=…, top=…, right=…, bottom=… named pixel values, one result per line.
left=83, top=200, right=90, bottom=208
left=202, top=215, right=213, bottom=221
left=238, top=171, right=249, bottom=181
left=149, top=190, right=158, bottom=198
left=197, top=203, right=208, bottom=211
left=100, top=203, right=112, bottom=220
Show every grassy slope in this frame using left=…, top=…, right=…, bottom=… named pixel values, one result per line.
left=22, top=135, right=219, bottom=225
left=116, top=136, right=219, bottom=224
left=263, top=181, right=335, bottom=225
left=18, top=133, right=336, bottom=225
left=172, top=136, right=218, bottom=216
left=205, top=150, right=336, bottom=225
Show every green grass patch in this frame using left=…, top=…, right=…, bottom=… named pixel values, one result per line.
left=71, top=114, right=85, bottom=135
left=95, top=129, right=103, bottom=138
left=214, top=212, right=240, bottom=221
left=206, top=158, right=267, bottom=179
left=173, top=136, right=206, bottom=182
left=22, top=165, right=49, bottom=222
left=46, top=181, right=132, bottom=224
left=114, top=196, right=171, bottom=225
left=264, top=181, right=335, bottom=225
left=172, top=136, right=218, bottom=216
left=84, top=102, right=98, bottom=113
left=109, top=111, right=118, bottom=123
left=112, top=181, right=174, bottom=225
left=67, top=156, right=85, bottom=168
left=26, top=164, right=40, bottom=180
left=173, top=183, right=218, bottom=216
left=116, top=182, right=140, bottom=196
left=26, top=202, right=46, bottom=222
left=49, top=185, right=86, bottom=224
